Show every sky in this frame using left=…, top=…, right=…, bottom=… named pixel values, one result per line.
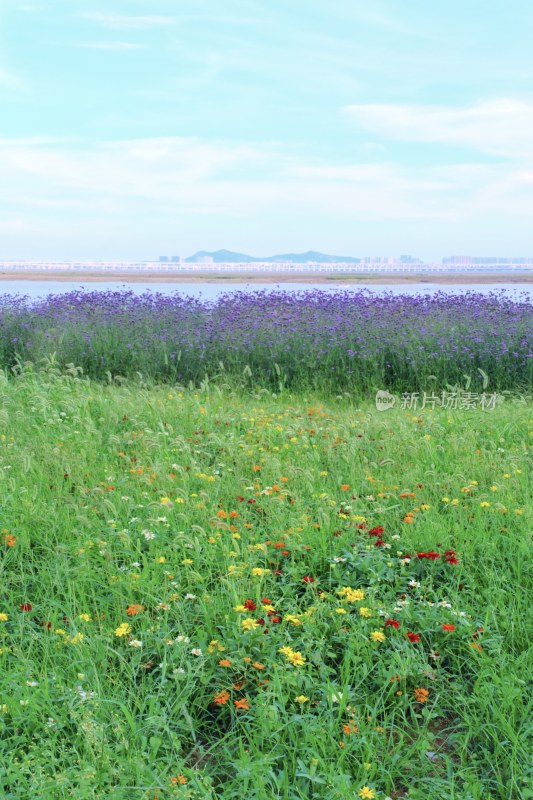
left=1, top=0, right=533, bottom=260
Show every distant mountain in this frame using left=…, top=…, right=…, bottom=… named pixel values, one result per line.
left=185, top=249, right=362, bottom=264
left=185, top=249, right=260, bottom=263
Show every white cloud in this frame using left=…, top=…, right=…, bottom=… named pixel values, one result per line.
left=81, top=42, right=146, bottom=51
left=0, top=67, right=25, bottom=90
left=81, top=13, right=179, bottom=29
left=344, top=99, right=533, bottom=158
left=0, top=136, right=532, bottom=246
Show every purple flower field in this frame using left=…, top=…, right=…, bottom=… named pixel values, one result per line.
left=0, top=289, right=531, bottom=394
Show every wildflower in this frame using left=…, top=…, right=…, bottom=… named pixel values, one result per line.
left=370, top=631, right=385, bottom=643
left=337, top=587, right=365, bottom=602
left=251, top=568, right=269, bottom=577
left=234, top=698, right=250, bottom=710
left=170, top=775, right=188, bottom=785
left=335, top=608, right=347, bottom=615
left=78, top=613, right=91, bottom=622
left=243, top=599, right=257, bottom=611
left=126, top=604, right=144, bottom=616
left=213, top=690, right=230, bottom=705
left=407, top=632, right=421, bottom=643
left=340, top=484, right=350, bottom=491
left=442, top=624, right=455, bottom=631
left=115, top=623, right=132, bottom=637
left=241, top=618, right=260, bottom=631
left=359, top=607, right=372, bottom=618
left=69, top=633, right=84, bottom=644
left=302, top=575, right=315, bottom=583
left=384, top=619, right=400, bottom=629
left=252, top=662, right=265, bottom=669
left=358, top=787, right=376, bottom=799
left=414, top=687, right=429, bottom=703
left=219, top=659, right=232, bottom=667
left=0, top=614, right=8, bottom=621
left=20, top=603, right=32, bottom=612
left=4, top=535, right=16, bottom=547
left=129, top=639, right=142, bottom=647
left=190, top=648, right=202, bottom=656
left=295, top=695, right=309, bottom=704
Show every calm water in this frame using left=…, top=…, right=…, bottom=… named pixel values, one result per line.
left=0, top=280, right=531, bottom=301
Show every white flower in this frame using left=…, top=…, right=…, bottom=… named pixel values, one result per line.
left=26, top=681, right=39, bottom=687
left=408, top=579, right=420, bottom=588
left=176, top=635, right=190, bottom=643
left=142, top=530, right=156, bottom=540
left=129, top=639, right=142, bottom=648
left=184, top=593, right=197, bottom=600
left=46, top=717, right=57, bottom=727
left=190, top=648, right=202, bottom=657
left=391, top=535, right=401, bottom=540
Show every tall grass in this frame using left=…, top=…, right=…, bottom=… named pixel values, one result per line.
left=0, top=369, right=530, bottom=799
left=0, top=289, right=531, bottom=394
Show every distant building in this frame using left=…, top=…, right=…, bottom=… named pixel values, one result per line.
left=171, top=256, right=181, bottom=262
left=159, top=256, right=169, bottom=262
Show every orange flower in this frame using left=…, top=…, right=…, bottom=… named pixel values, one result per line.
left=219, top=659, right=232, bottom=667
left=126, top=604, right=144, bottom=616
left=251, top=662, right=265, bottom=670
left=213, top=690, right=230, bottom=705
left=413, top=687, right=429, bottom=703
left=234, top=698, right=250, bottom=710
left=252, top=465, right=261, bottom=472
left=170, top=775, right=187, bottom=785
left=343, top=723, right=358, bottom=734
left=4, top=534, right=16, bottom=547
left=216, top=509, right=227, bottom=519
left=233, top=680, right=245, bottom=690
left=340, top=484, right=350, bottom=491
left=229, top=511, right=239, bottom=518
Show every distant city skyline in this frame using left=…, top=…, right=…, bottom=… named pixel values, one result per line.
left=1, top=1, right=533, bottom=259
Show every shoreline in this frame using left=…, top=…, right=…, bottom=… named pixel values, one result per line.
left=0, top=271, right=531, bottom=285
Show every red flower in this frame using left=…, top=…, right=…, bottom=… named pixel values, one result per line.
left=236, top=496, right=244, bottom=502
left=256, top=618, right=265, bottom=625
left=247, top=498, right=256, bottom=505
left=384, top=619, right=400, bottom=629
left=407, top=632, right=421, bottom=643
left=368, top=526, right=384, bottom=536
left=20, top=603, right=32, bottom=612
left=261, top=598, right=272, bottom=604
left=416, top=551, right=441, bottom=560
left=442, top=624, right=455, bottom=631
left=444, top=550, right=459, bottom=565
left=270, top=616, right=281, bottom=623
left=244, top=599, right=257, bottom=611
left=357, top=523, right=367, bottom=530
left=374, top=539, right=385, bottom=547
left=302, top=576, right=315, bottom=583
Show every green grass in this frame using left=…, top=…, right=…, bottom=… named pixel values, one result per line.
left=0, top=369, right=531, bottom=799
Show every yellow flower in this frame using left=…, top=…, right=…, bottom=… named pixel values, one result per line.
left=358, top=787, right=376, bottom=799
left=160, top=497, right=171, bottom=504
left=490, top=485, right=498, bottom=492
left=335, top=607, right=347, bottom=615
left=241, top=618, right=260, bottom=631
left=359, top=607, right=372, bottom=618
left=181, top=558, right=193, bottom=565
left=0, top=613, right=8, bottom=622
left=295, top=695, right=309, bottom=704
left=233, top=605, right=246, bottom=612
left=480, top=501, right=491, bottom=507
left=251, top=567, right=269, bottom=577
left=78, top=614, right=91, bottom=622
left=115, top=623, right=132, bottom=638
left=450, top=499, right=459, bottom=506
left=441, top=497, right=449, bottom=503
left=337, top=587, right=365, bottom=602
left=69, top=633, right=84, bottom=644
left=285, top=614, right=303, bottom=625
left=370, top=631, right=385, bottom=643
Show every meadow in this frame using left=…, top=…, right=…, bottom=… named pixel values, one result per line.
left=0, top=290, right=531, bottom=799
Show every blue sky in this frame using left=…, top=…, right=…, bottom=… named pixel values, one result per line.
left=1, top=0, right=533, bottom=260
